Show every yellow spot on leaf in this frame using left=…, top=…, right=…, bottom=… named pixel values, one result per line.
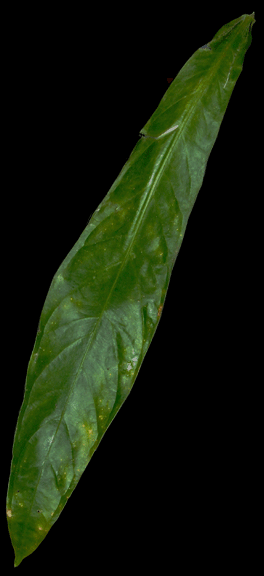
left=157, top=305, right=163, bottom=318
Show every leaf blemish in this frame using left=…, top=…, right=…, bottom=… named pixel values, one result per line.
left=157, top=305, right=163, bottom=318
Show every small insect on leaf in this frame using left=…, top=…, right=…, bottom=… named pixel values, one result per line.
left=6, top=12, right=255, bottom=567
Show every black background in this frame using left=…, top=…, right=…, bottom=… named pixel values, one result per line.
left=3, top=5, right=259, bottom=572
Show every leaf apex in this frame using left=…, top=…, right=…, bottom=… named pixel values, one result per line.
left=14, top=552, right=24, bottom=567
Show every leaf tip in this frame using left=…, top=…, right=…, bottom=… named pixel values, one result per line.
left=14, top=550, right=25, bottom=568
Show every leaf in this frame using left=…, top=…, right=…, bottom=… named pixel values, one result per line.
left=7, top=13, right=255, bottom=566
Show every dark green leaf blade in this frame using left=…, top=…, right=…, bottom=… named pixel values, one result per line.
left=7, top=13, right=254, bottom=566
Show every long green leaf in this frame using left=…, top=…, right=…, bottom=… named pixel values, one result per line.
left=7, top=13, right=255, bottom=566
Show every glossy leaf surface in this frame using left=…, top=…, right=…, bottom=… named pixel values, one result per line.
left=7, top=13, right=254, bottom=566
